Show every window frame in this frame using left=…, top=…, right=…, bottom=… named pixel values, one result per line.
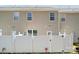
left=33, top=30, right=37, bottom=36
left=61, top=17, right=65, bottom=22
left=13, top=12, right=20, bottom=20
left=27, top=12, right=32, bottom=21
left=27, top=29, right=33, bottom=36
left=27, top=29, right=37, bottom=36
left=49, top=12, right=55, bottom=21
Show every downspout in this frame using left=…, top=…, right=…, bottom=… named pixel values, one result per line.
left=58, top=11, right=61, bottom=33
left=58, top=11, right=65, bottom=53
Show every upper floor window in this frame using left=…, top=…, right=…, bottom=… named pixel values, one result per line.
left=49, top=13, right=55, bottom=21
left=27, top=12, right=32, bottom=20
left=61, top=17, right=65, bottom=22
left=13, top=12, right=20, bottom=20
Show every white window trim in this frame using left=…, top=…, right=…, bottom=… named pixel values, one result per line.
left=33, top=30, right=38, bottom=36
left=26, top=12, right=32, bottom=21
left=27, top=29, right=37, bottom=37
left=27, top=29, right=33, bottom=37
left=49, top=12, right=55, bottom=22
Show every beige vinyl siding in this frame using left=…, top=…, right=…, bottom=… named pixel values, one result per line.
left=25, top=11, right=58, bottom=36
left=0, top=11, right=12, bottom=35
left=60, top=13, right=79, bottom=42
left=60, top=13, right=79, bottom=34
left=0, top=11, right=58, bottom=36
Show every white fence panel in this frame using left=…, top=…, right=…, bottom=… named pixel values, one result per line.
left=14, top=36, right=32, bottom=53
left=33, top=36, right=51, bottom=52
left=0, top=34, right=73, bottom=53
left=51, top=35, right=63, bottom=52
left=64, top=35, right=73, bottom=52
left=0, top=36, right=12, bottom=52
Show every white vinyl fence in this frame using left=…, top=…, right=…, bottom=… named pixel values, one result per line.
left=0, top=34, right=73, bottom=53
left=0, top=36, right=12, bottom=52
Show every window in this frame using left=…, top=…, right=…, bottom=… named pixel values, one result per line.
left=28, top=30, right=37, bottom=36
left=61, top=17, right=65, bottom=22
left=50, top=13, right=55, bottom=21
left=27, top=12, right=32, bottom=20
left=13, top=12, right=20, bottom=20
left=28, top=30, right=32, bottom=36
left=33, top=30, right=37, bottom=36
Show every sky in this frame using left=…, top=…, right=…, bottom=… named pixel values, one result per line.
left=0, top=0, right=79, bottom=5
left=0, top=0, right=79, bottom=8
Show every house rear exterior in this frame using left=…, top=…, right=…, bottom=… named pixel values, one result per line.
left=0, top=7, right=58, bottom=37
left=0, top=6, right=79, bottom=53
left=0, top=6, right=79, bottom=42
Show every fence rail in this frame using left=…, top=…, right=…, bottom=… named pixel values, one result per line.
left=0, top=35, right=73, bottom=53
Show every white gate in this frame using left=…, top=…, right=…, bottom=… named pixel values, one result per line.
left=51, top=35, right=63, bottom=52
